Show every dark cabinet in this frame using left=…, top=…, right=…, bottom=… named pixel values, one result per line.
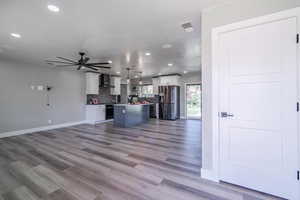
left=105, top=105, right=114, bottom=120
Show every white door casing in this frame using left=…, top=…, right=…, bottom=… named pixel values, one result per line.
left=211, top=8, right=300, bottom=200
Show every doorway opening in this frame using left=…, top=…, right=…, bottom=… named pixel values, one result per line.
left=186, top=84, right=201, bottom=120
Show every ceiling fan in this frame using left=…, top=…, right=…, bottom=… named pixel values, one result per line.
left=46, top=52, right=111, bottom=71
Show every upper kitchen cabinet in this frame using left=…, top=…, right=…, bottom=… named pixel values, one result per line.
left=158, top=74, right=181, bottom=86
left=86, top=72, right=99, bottom=94
left=110, top=76, right=121, bottom=95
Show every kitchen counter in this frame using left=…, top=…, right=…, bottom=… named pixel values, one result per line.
left=86, top=104, right=106, bottom=124
left=113, top=104, right=150, bottom=127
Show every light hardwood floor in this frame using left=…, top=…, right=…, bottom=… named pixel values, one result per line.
left=0, top=120, right=284, bottom=200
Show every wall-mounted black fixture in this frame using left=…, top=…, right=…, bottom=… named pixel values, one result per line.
left=46, top=85, right=53, bottom=106
left=46, top=86, right=52, bottom=91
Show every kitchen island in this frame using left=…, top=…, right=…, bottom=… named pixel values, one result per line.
left=113, top=104, right=151, bottom=127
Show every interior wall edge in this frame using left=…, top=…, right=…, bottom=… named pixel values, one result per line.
left=201, top=168, right=219, bottom=182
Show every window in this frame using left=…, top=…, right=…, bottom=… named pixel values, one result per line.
left=138, top=85, right=154, bottom=97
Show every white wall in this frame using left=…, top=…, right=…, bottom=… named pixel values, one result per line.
left=0, top=59, right=86, bottom=134
left=201, top=0, right=300, bottom=170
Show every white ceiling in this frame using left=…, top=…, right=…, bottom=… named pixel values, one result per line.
left=0, top=0, right=225, bottom=77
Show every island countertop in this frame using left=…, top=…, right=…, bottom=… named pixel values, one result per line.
left=114, top=103, right=153, bottom=106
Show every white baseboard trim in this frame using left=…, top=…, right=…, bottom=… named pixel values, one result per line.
left=201, top=168, right=219, bottom=182
left=0, top=121, right=87, bottom=139
left=86, top=119, right=114, bottom=125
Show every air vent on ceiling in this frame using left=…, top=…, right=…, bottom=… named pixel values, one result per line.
left=182, top=22, right=194, bottom=32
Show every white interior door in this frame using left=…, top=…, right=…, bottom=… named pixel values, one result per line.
left=218, top=16, right=299, bottom=199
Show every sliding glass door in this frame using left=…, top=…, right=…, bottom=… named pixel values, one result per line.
left=186, top=84, right=201, bottom=119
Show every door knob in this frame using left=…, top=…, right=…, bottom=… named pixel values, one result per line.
left=220, top=112, right=234, bottom=118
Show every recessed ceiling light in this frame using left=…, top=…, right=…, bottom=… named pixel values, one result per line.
left=183, top=70, right=188, bottom=74
left=168, top=63, right=173, bottom=67
left=139, top=81, right=143, bottom=85
left=116, top=71, right=120, bottom=74
left=10, top=33, right=21, bottom=38
left=48, top=4, right=60, bottom=12
left=158, top=73, right=162, bottom=76
left=134, top=75, right=138, bottom=78
left=145, top=52, right=151, bottom=56
left=108, top=60, right=112, bottom=64
left=162, top=44, right=172, bottom=49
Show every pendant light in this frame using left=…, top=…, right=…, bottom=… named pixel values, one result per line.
left=126, top=68, right=131, bottom=84
left=138, top=72, right=143, bottom=85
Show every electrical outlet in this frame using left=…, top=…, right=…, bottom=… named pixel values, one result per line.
left=48, top=120, right=52, bottom=124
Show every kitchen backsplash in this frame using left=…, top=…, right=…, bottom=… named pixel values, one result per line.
left=138, top=96, right=159, bottom=103
left=87, top=87, right=114, bottom=104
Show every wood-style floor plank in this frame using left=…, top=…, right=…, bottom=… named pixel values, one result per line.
left=0, top=120, right=283, bottom=200
left=2, top=186, right=41, bottom=200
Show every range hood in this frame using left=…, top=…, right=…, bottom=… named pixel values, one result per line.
left=100, top=74, right=110, bottom=88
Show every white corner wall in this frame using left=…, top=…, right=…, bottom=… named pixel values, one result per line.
left=0, top=59, right=86, bottom=134
left=201, top=0, right=300, bottom=170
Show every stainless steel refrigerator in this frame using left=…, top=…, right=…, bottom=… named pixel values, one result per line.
left=159, top=86, right=180, bottom=120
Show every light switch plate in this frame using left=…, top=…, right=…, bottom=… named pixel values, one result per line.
left=37, top=85, right=44, bottom=91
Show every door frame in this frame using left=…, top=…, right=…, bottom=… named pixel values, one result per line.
left=185, top=82, right=202, bottom=120
left=210, top=7, right=300, bottom=198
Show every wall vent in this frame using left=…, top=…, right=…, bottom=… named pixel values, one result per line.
left=182, top=22, right=194, bottom=32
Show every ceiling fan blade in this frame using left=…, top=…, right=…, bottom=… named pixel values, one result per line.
left=46, top=60, right=75, bottom=64
left=77, top=65, right=82, bottom=70
left=57, top=57, right=77, bottom=63
left=87, top=62, right=110, bottom=65
left=54, top=65, right=77, bottom=67
left=86, top=66, right=98, bottom=71
left=86, top=64, right=111, bottom=68
left=91, top=66, right=111, bottom=69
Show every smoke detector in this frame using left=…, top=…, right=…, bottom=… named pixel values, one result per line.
left=182, top=22, right=194, bottom=32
